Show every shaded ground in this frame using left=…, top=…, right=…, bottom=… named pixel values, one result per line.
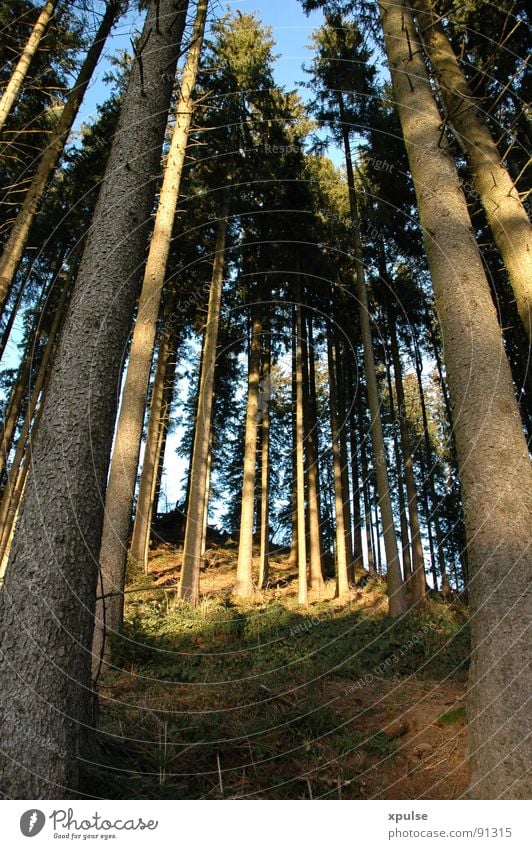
left=83, top=544, right=470, bottom=799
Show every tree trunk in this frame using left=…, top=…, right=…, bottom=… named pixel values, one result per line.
left=0, top=1, right=122, bottom=314
left=388, top=308, right=426, bottom=603
left=295, top=301, right=308, bottom=605
left=258, top=321, right=271, bottom=590
left=288, top=344, right=298, bottom=568
left=302, top=310, right=324, bottom=590
left=335, top=338, right=355, bottom=583
left=179, top=195, right=229, bottom=604
left=0, top=0, right=189, bottom=798
left=381, top=0, right=532, bottom=798
left=413, top=0, right=532, bottom=340
left=413, top=342, right=450, bottom=594
left=96, top=0, right=207, bottom=653
left=348, top=400, right=364, bottom=579
left=358, top=400, right=375, bottom=576
left=235, top=295, right=263, bottom=598
left=129, top=322, right=178, bottom=571
left=0, top=0, right=58, bottom=134
left=372, top=489, right=382, bottom=575
left=339, top=97, right=406, bottom=616
left=384, top=342, right=412, bottom=582
left=328, top=333, right=349, bottom=597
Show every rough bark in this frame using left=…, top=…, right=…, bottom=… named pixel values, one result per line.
left=0, top=0, right=58, bottom=134
left=413, top=0, right=532, bottom=340
left=0, top=1, right=121, bottom=313
left=381, top=0, right=532, bottom=798
left=0, top=0, right=190, bottom=798
left=96, top=0, right=206, bottom=655
left=179, top=197, right=229, bottom=604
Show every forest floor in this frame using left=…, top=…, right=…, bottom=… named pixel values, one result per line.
left=84, top=543, right=471, bottom=800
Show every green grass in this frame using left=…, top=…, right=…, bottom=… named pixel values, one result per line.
left=81, top=574, right=470, bottom=800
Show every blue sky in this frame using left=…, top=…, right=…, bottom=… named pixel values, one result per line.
left=77, top=0, right=325, bottom=130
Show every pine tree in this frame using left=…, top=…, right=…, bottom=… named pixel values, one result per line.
left=96, top=0, right=208, bottom=659
left=380, top=0, right=532, bottom=798
left=0, top=0, right=190, bottom=798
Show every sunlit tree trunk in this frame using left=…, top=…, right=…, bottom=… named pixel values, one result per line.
left=381, top=0, right=532, bottom=798
left=0, top=0, right=190, bottom=798
left=288, top=344, right=298, bottom=568
left=295, top=301, right=308, bottom=604
left=179, top=196, right=229, bottom=604
left=302, top=309, right=324, bottom=590
left=413, top=342, right=450, bottom=595
left=235, top=294, right=263, bottom=598
left=0, top=1, right=121, bottom=314
left=0, top=0, right=58, bottom=134
left=258, top=322, right=271, bottom=590
left=328, top=333, right=349, bottom=597
left=358, top=398, right=375, bottom=576
left=96, top=0, right=207, bottom=653
left=336, top=338, right=355, bottom=583
left=348, top=398, right=364, bottom=578
left=129, top=322, right=178, bottom=571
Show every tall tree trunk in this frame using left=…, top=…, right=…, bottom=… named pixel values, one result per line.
left=0, top=1, right=122, bottom=314
left=413, top=0, right=532, bottom=340
left=295, top=301, right=307, bottom=605
left=302, top=310, right=324, bottom=590
left=358, top=400, right=375, bottom=576
left=381, top=0, right=532, bottom=798
left=335, top=338, right=355, bottom=583
left=235, top=294, right=263, bottom=598
left=413, top=343, right=450, bottom=595
left=150, top=347, right=177, bottom=525
left=372, top=488, right=382, bottom=576
left=339, top=96, right=406, bottom=616
left=129, top=322, right=178, bottom=571
left=0, top=0, right=58, bottom=134
left=96, top=0, right=207, bottom=654
left=288, top=344, right=298, bottom=568
left=384, top=342, right=412, bottom=582
left=258, top=321, right=271, bottom=590
left=328, top=333, right=349, bottom=597
left=388, top=308, right=426, bottom=603
left=348, top=394, right=364, bottom=578
left=0, top=0, right=190, bottom=798
left=179, top=195, right=229, bottom=604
